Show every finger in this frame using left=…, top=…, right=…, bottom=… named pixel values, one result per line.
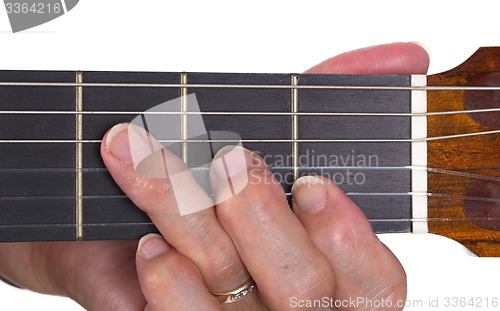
left=136, top=234, right=222, bottom=311
left=101, top=123, right=249, bottom=293
left=305, top=42, right=429, bottom=75
left=210, top=146, right=336, bottom=310
left=292, top=176, right=407, bottom=311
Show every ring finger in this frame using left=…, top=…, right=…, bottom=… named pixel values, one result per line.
left=210, top=146, right=336, bottom=310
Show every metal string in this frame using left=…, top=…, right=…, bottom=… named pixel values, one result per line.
left=0, top=165, right=498, bottom=183
left=1, top=107, right=500, bottom=116
left=0, top=129, right=499, bottom=143
left=0, top=216, right=498, bottom=230
left=0, top=81, right=498, bottom=229
left=1, top=83, right=498, bottom=143
left=0, top=192, right=498, bottom=204
left=0, top=81, right=500, bottom=91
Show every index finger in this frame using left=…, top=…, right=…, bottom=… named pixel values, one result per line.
left=305, top=42, right=429, bottom=75
left=101, top=123, right=249, bottom=293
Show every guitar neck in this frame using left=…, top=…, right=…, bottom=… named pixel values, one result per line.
left=1, top=48, right=498, bottom=257
left=0, top=70, right=419, bottom=242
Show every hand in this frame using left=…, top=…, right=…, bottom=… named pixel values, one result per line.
left=103, top=42, right=429, bottom=310
left=0, top=42, right=429, bottom=311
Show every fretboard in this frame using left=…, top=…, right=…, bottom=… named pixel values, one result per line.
left=0, top=70, right=415, bottom=242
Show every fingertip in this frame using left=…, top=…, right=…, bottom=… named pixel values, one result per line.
left=305, top=42, right=430, bottom=75
left=291, top=176, right=328, bottom=214
left=398, top=41, right=430, bottom=74
left=294, top=175, right=374, bottom=238
left=101, top=122, right=129, bottom=154
left=409, top=41, right=431, bottom=62
left=137, top=233, right=171, bottom=260
left=105, top=123, right=130, bottom=152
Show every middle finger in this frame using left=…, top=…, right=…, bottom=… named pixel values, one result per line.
left=210, top=146, right=336, bottom=310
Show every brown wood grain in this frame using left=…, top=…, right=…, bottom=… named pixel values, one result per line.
left=427, top=47, right=500, bottom=257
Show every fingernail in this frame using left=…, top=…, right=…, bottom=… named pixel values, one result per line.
left=137, top=233, right=170, bottom=259
left=291, top=176, right=328, bottom=214
left=212, top=145, right=254, bottom=180
left=106, top=123, right=154, bottom=163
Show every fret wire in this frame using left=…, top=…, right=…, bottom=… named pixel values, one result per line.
left=0, top=81, right=500, bottom=91
left=291, top=74, right=299, bottom=181
left=75, top=72, right=84, bottom=240
left=180, top=73, right=188, bottom=164
left=1, top=130, right=499, bottom=143
left=1, top=107, right=500, bottom=116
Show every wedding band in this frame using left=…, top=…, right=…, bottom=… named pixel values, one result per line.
left=211, top=278, right=256, bottom=304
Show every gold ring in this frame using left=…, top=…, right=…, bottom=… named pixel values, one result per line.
left=211, top=279, right=256, bottom=304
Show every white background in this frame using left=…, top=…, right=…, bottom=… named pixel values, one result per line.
left=0, top=0, right=499, bottom=310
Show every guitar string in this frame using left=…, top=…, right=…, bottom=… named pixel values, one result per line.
left=0, top=81, right=500, bottom=91
left=0, top=192, right=498, bottom=204
left=1, top=107, right=500, bottom=116
left=0, top=82, right=498, bottom=229
left=0, top=84, right=498, bottom=144
left=1, top=169, right=498, bottom=223
left=0, top=216, right=498, bottom=230
left=0, top=128, right=499, bottom=143
left=0, top=165, right=499, bottom=183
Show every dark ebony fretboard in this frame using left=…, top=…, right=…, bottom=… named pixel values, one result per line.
left=0, top=71, right=413, bottom=242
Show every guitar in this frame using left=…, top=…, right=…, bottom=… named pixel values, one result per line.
left=0, top=48, right=498, bottom=258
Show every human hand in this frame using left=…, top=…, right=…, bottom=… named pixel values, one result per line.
left=102, top=42, right=429, bottom=310
left=0, top=42, right=429, bottom=311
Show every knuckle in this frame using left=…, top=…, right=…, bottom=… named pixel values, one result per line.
left=216, top=170, right=286, bottom=228
left=195, top=222, right=247, bottom=286
left=321, top=219, right=366, bottom=252
left=214, top=196, right=244, bottom=230
left=132, top=177, right=175, bottom=215
left=142, top=254, right=200, bottom=303
left=141, top=271, right=162, bottom=295
left=208, top=243, right=245, bottom=283
left=278, top=256, right=335, bottom=305
left=148, top=179, right=176, bottom=215
left=329, top=223, right=357, bottom=248
left=218, top=198, right=271, bottom=237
